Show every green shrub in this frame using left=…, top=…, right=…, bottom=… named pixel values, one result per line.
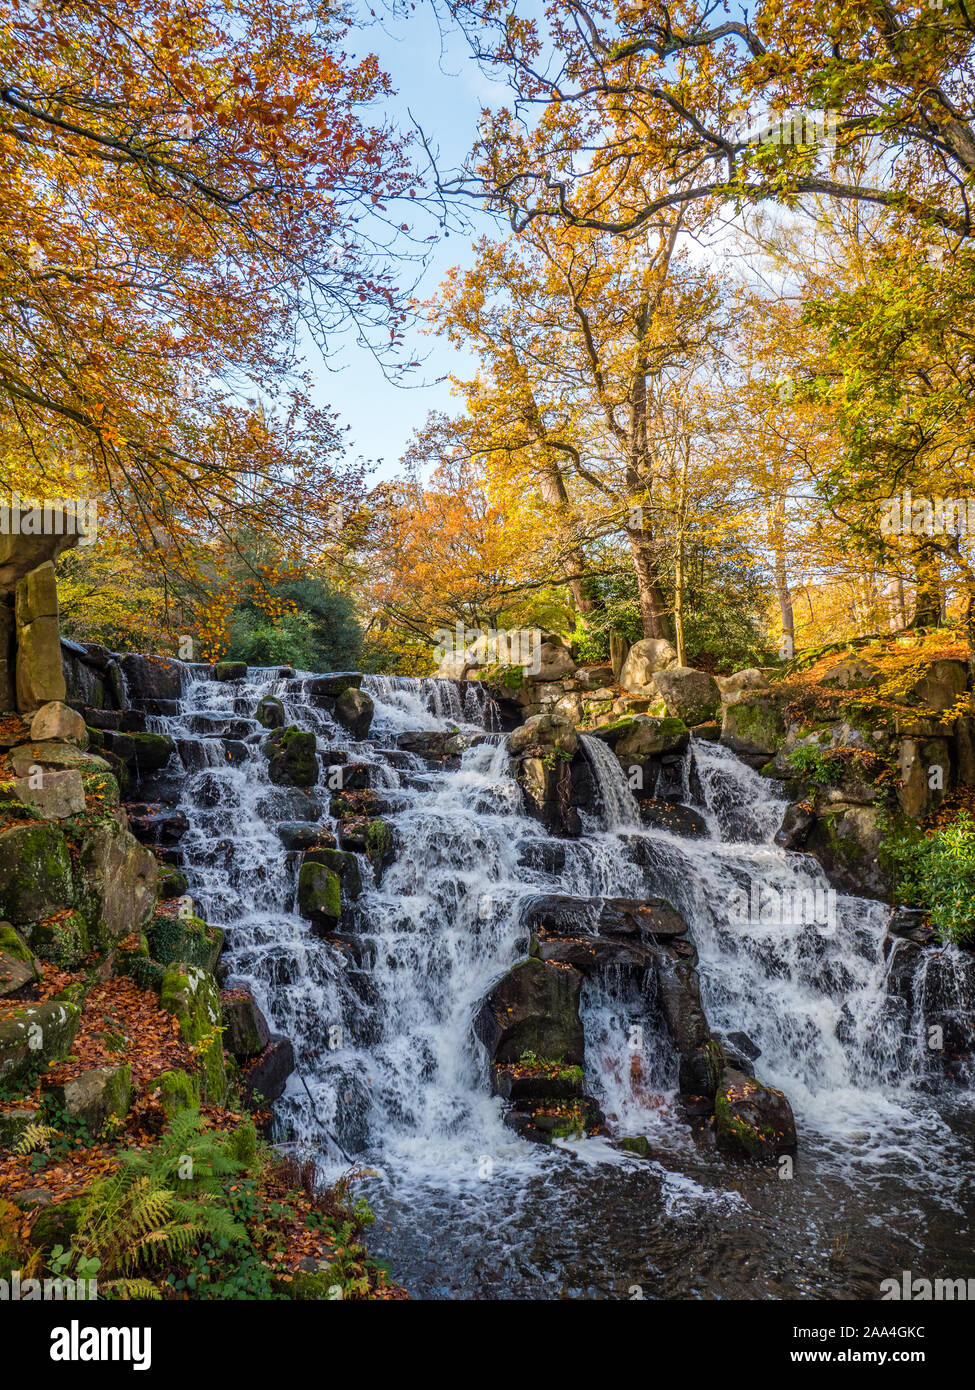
left=883, top=811, right=975, bottom=947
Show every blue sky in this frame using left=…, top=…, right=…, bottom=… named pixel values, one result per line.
left=315, top=6, right=503, bottom=480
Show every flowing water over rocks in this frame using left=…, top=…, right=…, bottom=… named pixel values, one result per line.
left=148, top=667, right=975, bottom=1299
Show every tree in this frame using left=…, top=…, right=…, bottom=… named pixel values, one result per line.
left=0, top=0, right=415, bottom=636
left=445, top=0, right=975, bottom=238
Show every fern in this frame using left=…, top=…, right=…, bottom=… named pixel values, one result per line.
left=12, top=1123, right=61, bottom=1156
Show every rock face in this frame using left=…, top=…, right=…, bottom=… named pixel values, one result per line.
left=651, top=666, right=720, bottom=726
left=720, top=694, right=787, bottom=758
left=119, top=653, right=183, bottom=703
left=474, top=958, right=585, bottom=1065
left=508, top=711, right=592, bottom=837
left=715, top=1068, right=797, bottom=1160
left=240, top=1034, right=296, bottom=1109
left=30, top=700, right=87, bottom=745
left=618, top=638, right=678, bottom=692
left=0, top=922, right=39, bottom=996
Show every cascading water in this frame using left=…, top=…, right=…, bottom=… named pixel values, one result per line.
left=150, top=668, right=975, bottom=1298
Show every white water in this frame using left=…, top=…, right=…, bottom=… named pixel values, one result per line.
left=144, top=666, right=975, bottom=1293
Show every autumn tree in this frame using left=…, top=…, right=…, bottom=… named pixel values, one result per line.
left=0, top=0, right=417, bottom=647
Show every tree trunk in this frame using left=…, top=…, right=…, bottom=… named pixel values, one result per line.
left=913, top=544, right=943, bottom=627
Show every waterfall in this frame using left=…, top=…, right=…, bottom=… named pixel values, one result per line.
left=144, top=669, right=975, bottom=1298
left=580, top=734, right=642, bottom=828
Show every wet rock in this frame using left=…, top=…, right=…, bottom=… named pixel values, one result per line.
left=304, top=673, right=363, bottom=703
left=535, top=934, right=657, bottom=974
left=214, top=661, right=247, bottom=681
left=638, top=799, right=707, bottom=838
left=297, top=861, right=342, bottom=931
left=126, top=804, right=189, bottom=845
left=491, top=1060, right=585, bottom=1101
left=886, top=906, right=935, bottom=946
left=256, top=694, right=285, bottom=729
left=523, top=893, right=687, bottom=943
left=120, top=653, right=183, bottom=704
left=157, top=866, right=188, bottom=900
left=515, top=839, right=567, bottom=874
left=240, top=1033, right=295, bottom=1109
left=302, top=846, right=363, bottom=899
left=714, top=1068, right=797, bottom=1160
left=474, top=957, right=584, bottom=1065
left=276, top=821, right=330, bottom=851
left=221, top=986, right=272, bottom=1060
left=335, top=687, right=374, bottom=739
left=503, top=1093, right=604, bottom=1143
left=657, top=958, right=711, bottom=1056
left=396, top=731, right=456, bottom=760
left=774, top=804, right=813, bottom=849
left=721, top=695, right=787, bottom=758
left=804, top=803, right=890, bottom=900
left=265, top=726, right=318, bottom=788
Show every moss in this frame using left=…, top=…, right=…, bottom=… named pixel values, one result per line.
left=26, top=909, right=90, bottom=970
left=0, top=823, right=73, bottom=926
left=363, top=818, right=393, bottom=872
left=152, top=1068, right=200, bottom=1116
left=160, top=965, right=227, bottom=1103
left=148, top=911, right=224, bottom=971
left=297, top=863, right=341, bottom=924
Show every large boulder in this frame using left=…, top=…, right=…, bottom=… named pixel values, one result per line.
left=159, top=964, right=226, bottom=1102
left=304, top=673, right=363, bottom=702
left=221, top=986, right=272, bottom=1061
left=619, top=638, right=678, bottom=692
left=30, top=701, right=87, bottom=745
left=907, top=659, right=969, bottom=713
left=715, top=1068, right=797, bottom=1160
left=721, top=695, right=787, bottom=758
left=0, top=516, right=83, bottom=589
left=240, top=1033, right=296, bottom=1109
left=0, top=922, right=40, bottom=996
left=474, top=958, right=584, bottom=1065
left=804, top=801, right=890, bottom=899
left=651, top=666, right=720, bottom=726
left=508, top=711, right=579, bottom=757
left=297, top=860, right=342, bottom=932
left=13, top=767, right=86, bottom=820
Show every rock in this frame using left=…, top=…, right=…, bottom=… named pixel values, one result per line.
left=886, top=906, right=935, bottom=946
left=119, top=653, right=183, bottom=703
left=51, top=1064, right=132, bottom=1133
left=159, top=964, right=226, bottom=1101
left=503, top=1094, right=604, bottom=1143
left=533, top=643, right=576, bottom=681
left=0, top=921, right=40, bottom=996
left=774, top=804, right=814, bottom=849
left=71, top=812, right=159, bottom=945
left=491, top=1060, right=585, bottom=1101
left=265, top=726, right=318, bottom=787
left=715, top=1068, right=797, bottom=1160
left=302, top=846, right=362, bottom=899
left=127, top=731, right=175, bottom=772
left=276, top=822, right=330, bottom=851
left=0, top=822, right=73, bottom=925
left=148, top=909, right=224, bottom=971
left=214, top=661, right=247, bottom=681
left=554, top=692, right=585, bottom=725
left=157, top=865, right=188, bottom=900
left=0, top=998, right=82, bottom=1085
left=651, top=666, right=721, bottom=726
left=805, top=802, right=890, bottom=899
left=907, top=659, right=969, bottom=713
left=221, top=986, right=272, bottom=1060
left=721, top=695, right=786, bottom=757
left=24, top=908, right=89, bottom=969
left=334, top=687, right=374, bottom=739
left=0, top=520, right=82, bottom=588
left=536, top=935, right=657, bottom=974
left=638, top=799, right=708, bottom=838
left=150, top=1069, right=200, bottom=1117
left=615, top=1134, right=651, bottom=1157
left=396, top=731, right=456, bottom=760
left=30, top=700, right=88, bottom=745
left=474, top=958, right=584, bottom=1065
left=657, top=958, right=711, bottom=1055
left=897, top=736, right=950, bottom=818
left=125, top=804, right=188, bottom=844
left=13, top=767, right=86, bottom=819
left=240, top=1033, right=295, bottom=1108
left=595, top=715, right=689, bottom=759
left=29, top=1197, right=85, bottom=1251
left=717, top=668, right=770, bottom=695
left=509, top=711, right=579, bottom=757
left=0, top=1105, right=41, bottom=1151
left=725, top=1029, right=761, bottom=1062
left=819, top=658, right=882, bottom=689
left=256, top=694, right=286, bottom=729
left=297, top=861, right=342, bottom=930
left=304, top=673, right=363, bottom=702
left=618, top=638, right=679, bottom=692
left=523, top=893, right=687, bottom=942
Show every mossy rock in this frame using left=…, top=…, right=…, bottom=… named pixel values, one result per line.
left=265, top=726, right=319, bottom=788
left=256, top=695, right=286, bottom=729
left=714, top=1068, right=797, bottom=1161
left=159, top=964, right=227, bottom=1103
left=297, top=862, right=341, bottom=930
left=0, top=998, right=82, bottom=1086
left=363, top=819, right=393, bottom=878
left=148, top=910, right=224, bottom=971
left=214, top=662, right=248, bottom=681
left=150, top=1068, right=200, bottom=1117
left=617, top=1134, right=651, bottom=1157
left=0, top=921, right=40, bottom=995
left=30, top=1197, right=85, bottom=1251
left=128, top=732, right=175, bottom=772
left=157, top=865, right=188, bottom=901
left=24, top=908, right=90, bottom=970
left=0, top=823, right=73, bottom=927
left=301, top=846, right=362, bottom=899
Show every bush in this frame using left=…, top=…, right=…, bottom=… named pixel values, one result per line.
left=884, top=811, right=975, bottom=947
